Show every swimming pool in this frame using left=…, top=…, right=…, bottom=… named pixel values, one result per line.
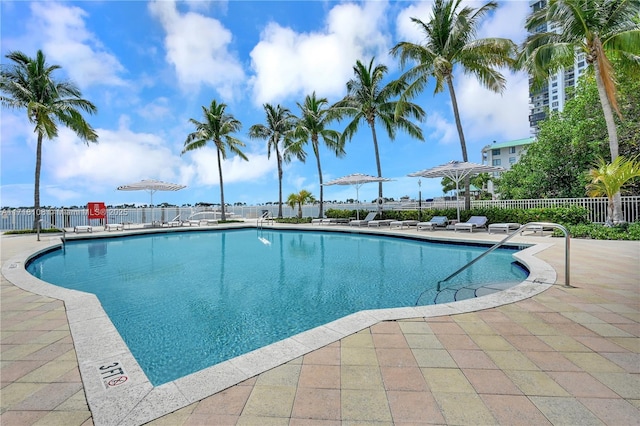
left=27, top=228, right=527, bottom=385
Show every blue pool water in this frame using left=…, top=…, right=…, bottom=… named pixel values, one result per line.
left=27, top=229, right=527, bottom=385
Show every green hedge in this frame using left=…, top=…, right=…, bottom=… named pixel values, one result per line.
left=275, top=217, right=313, bottom=224
left=558, top=222, right=640, bottom=240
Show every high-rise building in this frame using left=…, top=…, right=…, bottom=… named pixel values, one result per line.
left=527, top=0, right=588, bottom=133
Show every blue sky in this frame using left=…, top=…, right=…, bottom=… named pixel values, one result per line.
left=1, top=0, right=532, bottom=208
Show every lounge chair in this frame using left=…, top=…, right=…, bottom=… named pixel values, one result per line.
left=74, top=225, right=92, bottom=233
left=488, top=223, right=521, bottom=234
left=416, top=216, right=449, bottom=231
left=349, top=212, right=377, bottom=226
left=368, top=219, right=394, bottom=227
left=390, top=220, right=419, bottom=229
left=163, top=215, right=183, bottom=227
left=105, top=223, right=124, bottom=231
left=454, top=216, right=488, bottom=232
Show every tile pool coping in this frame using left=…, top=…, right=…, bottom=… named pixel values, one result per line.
left=1, top=226, right=557, bottom=426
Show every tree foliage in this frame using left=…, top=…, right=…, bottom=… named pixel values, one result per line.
left=286, top=190, right=316, bottom=218
left=0, top=50, right=98, bottom=229
left=294, top=92, right=344, bottom=218
left=249, top=104, right=305, bottom=218
left=182, top=100, right=248, bottom=221
left=332, top=58, right=425, bottom=200
left=586, top=155, right=640, bottom=224
left=497, top=71, right=640, bottom=199
left=391, top=0, right=516, bottom=209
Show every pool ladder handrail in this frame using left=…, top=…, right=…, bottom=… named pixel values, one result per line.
left=257, top=210, right=273, bottom=229
left=420, top=222, right=570, bottom=305
left=54, top=225, right=67, bottom=251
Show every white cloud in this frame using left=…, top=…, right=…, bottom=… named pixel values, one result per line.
left=425, top=111, right=458, bottom=146
left=29, top=2, right=126, bottom=89
left=478, top=1, right=530, bottom=43
left=136, top=97, right=173, bottom=121
left=47, top=118, right=182, bottom=188
left=184, top=147, right=274, bottom=186
left=395, top=1, right=434, bottom=43
left=148, top=0, right=245, bottom=100
left=248, top=1, right=391, bottom=105
left=458, top=70, right=531, bottom=142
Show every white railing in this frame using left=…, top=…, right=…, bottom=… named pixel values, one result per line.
left=1, top=197, right=638, bottom=231
left=470, top=197, right=640, bottom=224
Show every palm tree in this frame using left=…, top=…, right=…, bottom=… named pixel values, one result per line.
left=587, top=155, right=640, bottom=225
left=249, top=104, right=305, bottom=218
left=390, top=0, right=516, bottom=209
left=517, top=0, right=640, bottom=223
left=286, top=189, right=316, bottom=219
left=0, top=50, right=98, bottom=230
left=294, top=92, right=344, bottom=218
left=182, top=100, right=248, bottom=221
left=332, top=57, right=425, bottom=202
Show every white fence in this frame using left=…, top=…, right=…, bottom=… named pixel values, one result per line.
left=1, top=197, right=638, bottom=231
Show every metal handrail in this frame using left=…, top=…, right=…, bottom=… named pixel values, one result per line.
left=419, top=222, right=570, bottom=304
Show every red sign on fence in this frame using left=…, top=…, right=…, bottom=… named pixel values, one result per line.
left=88, top=202, right=106, bottom=220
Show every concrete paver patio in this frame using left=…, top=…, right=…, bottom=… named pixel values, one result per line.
left=1, top=227, right=638, bottom=425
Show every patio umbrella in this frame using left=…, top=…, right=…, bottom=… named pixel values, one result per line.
left=117, top=179, right=186, bottom=206
left=408, top=161, right=503, bottom=222
left=322, top=173, right=393, bottom=220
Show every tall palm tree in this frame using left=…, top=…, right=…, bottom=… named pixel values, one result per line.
left=182, top=100, right=248, bottom=221
left=0, top=50, right=98, bottom=230
left=332, top=58, right=425, bottom=201
left=286, top=189, right=316, bottom=219
left=294, top=92, right=344, bottom=218
left=517, top=0, right=640, bottom=223
left=390, top=0, right=516, bottom=209
left=249, top=104, right=305, bottom=218
left=587, top=155, right=640, bottom=225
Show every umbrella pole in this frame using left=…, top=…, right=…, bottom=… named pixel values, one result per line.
left=455, top=180, right=461, bottom=222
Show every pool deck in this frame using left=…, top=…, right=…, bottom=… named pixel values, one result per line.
left=1, top=224, right=639, bottom=425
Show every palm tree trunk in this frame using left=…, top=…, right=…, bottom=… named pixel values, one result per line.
left=33, top=133, right=43, bottom=230
left=446, top=77, right=471, bottom=211
left=369, top=122, right=383, bottom=201
left=277, top=154, right=284, bottom=219
left=313, top=139, right=324, bottom=218
left=217, top=148, right=226, bottom=221
left=594, top=62, right=623, bottom=223
left=298, top=202, right=302, bottom=218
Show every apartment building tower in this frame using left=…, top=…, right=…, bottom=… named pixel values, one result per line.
left=528, top=0, right=588, bottom=133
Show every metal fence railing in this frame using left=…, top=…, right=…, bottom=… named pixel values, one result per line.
left=1, top=196, right=638, bottom=231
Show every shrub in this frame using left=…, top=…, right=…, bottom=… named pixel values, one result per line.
left=559, top=222, right=640, bottom=240
left=275, top=217, right=312, bottom=224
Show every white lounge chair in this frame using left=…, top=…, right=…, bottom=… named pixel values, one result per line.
left=416, top=216, right=449, bottom=231
left=368, top=219, right=394, bottom=227
left=105, top=223, right=124, bottom=231
left=390, top=220, right=419, bottom=229
left=349, top=212, right=377, bottom=226
left=454, top=216, right=488, bottom=232
left=488, top=223, right=521, bottom=234
left=163, top=215, right=183, bottom=227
